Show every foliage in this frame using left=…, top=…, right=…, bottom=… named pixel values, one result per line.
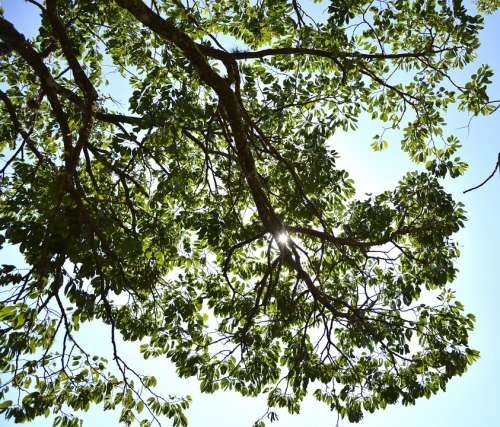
left=0, top=0, right=494, bottom=425
left=476, top=0, right=500, bottom=14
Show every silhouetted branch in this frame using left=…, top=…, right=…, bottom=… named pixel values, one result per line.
left=463, top=153, right=500, bottom=193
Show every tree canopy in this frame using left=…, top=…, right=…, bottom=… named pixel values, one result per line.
left=0, top=1, right=497, bottom=426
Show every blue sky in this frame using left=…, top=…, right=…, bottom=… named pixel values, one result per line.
left=1, top=0, right=499, bottom=426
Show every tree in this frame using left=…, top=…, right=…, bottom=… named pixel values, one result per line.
left=0, top=0, right=496, bottom=425
left=476, top=0, right=500, bottom=14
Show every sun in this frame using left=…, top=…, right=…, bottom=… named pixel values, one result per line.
left=277, top=233, right=289, bottom=245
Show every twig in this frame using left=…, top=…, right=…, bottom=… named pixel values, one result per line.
left=463, top=153, right=500, bottom=194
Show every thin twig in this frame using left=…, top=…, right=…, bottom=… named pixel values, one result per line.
left=463, top=153, right=500, bottom=194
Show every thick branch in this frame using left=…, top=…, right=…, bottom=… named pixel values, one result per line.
left=114, top=0, right=344, bottom=318
left=114, top=0, right=285, bottom=236
left=45, top=0, right=98, bottom=174
left=45, top=0, right=97, bottom=102
left=0, top=16, right=73, bottom=162
left=286, top=225, right=425, bottom=248
left=201, top=45, right=454, bottom=63
left=0, top=89, right=45, bottom=164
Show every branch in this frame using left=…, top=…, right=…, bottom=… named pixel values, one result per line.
left=54, top=82, right=149, bottom=128
left=286, top=225, right=424, bottom=248
left=0, top=16, right=73, bottom=161
left=114, top=0, right=286, bottom=238
left=115, top=0, right=350, bottom=319
left=45, top=0, right=97, bottom=102
left=45, top=0, right=98, bottom=173
left=0, top=89, right=46, bottom=166
left=463, top=153, right=500, bottom=194
left=214, top=46, right=453, bottom=62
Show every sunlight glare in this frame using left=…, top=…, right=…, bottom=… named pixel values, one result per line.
left=277, top=233, right=289, bottom=244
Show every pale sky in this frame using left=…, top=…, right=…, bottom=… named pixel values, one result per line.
left=1, top=1, right=499, bottom=426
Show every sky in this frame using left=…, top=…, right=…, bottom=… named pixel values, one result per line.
left=1, top=0, right=499, bottom=426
